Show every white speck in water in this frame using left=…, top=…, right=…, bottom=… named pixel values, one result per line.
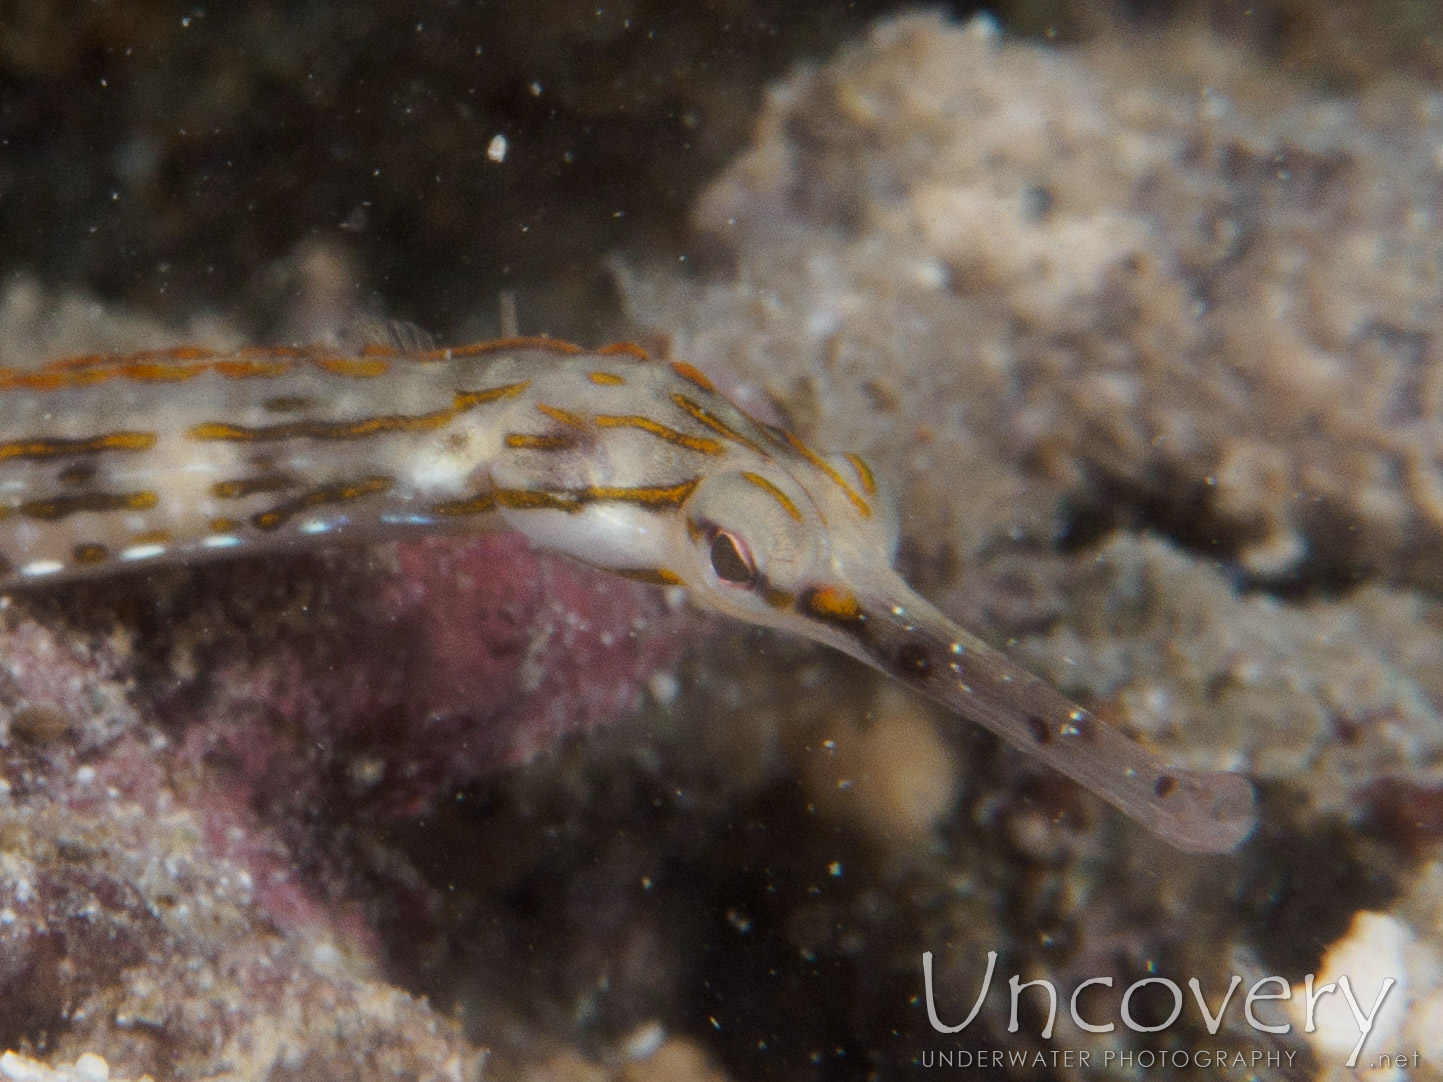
left=649, top=670, right=679, bottom=706
left=75, top=765, right=97, bottom=786
left=487, top=134, right=508, bottom=163
left=620, top=1021, right=665, bottom=1062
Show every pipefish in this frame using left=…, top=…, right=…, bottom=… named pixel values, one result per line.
left=0, top=335, right=1255, bottom=852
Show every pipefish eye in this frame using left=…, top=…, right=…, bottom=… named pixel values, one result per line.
left=708, top=529, right=756, bottom=586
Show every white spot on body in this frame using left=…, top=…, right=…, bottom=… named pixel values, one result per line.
left=20, top=560, right=64, bottom=577
left=120, top=544, right=166, bottom=561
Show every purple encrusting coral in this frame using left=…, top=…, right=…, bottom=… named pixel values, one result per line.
left=0, top=531, right=700, bottom=1078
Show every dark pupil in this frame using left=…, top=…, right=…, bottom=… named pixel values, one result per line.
left=710, top=532, right=753, bottom=584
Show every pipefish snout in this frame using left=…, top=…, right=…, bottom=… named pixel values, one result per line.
left=0, top=335, right=1255, bottom=853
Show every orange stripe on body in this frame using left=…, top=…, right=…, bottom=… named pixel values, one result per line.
left=536, top=403, right=587, bottom=429
left=505, top=432, right=576, bottom=451
left=801, top=584, right=864, bottom=625
left=19, top=490, right=158, bottom=522
left=496, top=478, right=700, bottom=514
left=212, top=475, right=295, bottom=499
left=214, top=359, right=294, bottom=379
left=0, top=432, right=157, bottom=461
left=739, top=471, right=804, bottom=522
left=314, top=357, right=390, bottom=378
left=670, top=361, right=715, bottom=392
left=844, top=453, right=878, bottom=495
left=252, top=476, right=395, bottom=532
left=593, top=414, right=722, bottom=455
left=186, top=382, right=530, bottom=442
left=72, top=543, right=109, bottom=565
left=596, top=342, right=651, bottom=361
left=669, top=395, right=770, bottom=458
left=438, top=336, right=586, bottom=360
left=783, top=431, right=871, bottom=518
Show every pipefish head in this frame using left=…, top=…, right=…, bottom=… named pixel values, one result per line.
left=488, top=358, right=1254, bottom=854
left=670, top=454, right=1256, bottom=856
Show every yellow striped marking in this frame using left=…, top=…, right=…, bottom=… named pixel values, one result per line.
left=0, top=432, right=157, bottom=461
left=671, top=361, right=715, bottom=392
left=4, top=337, right=654, bottom=395
left=72, top=543, right=109, bottom=565
left=187, top=382, right=530, bottom=443
left=252, top=476, right=395, bottom=532
left=597, top=342, right=652, bottom=361
left=214, top=359, right=292, bottom=379
left=452, top=382, right=533, bottom=409
left=783, top=432, right=871, bottom=518
left=589, top=371, right=626, bottom=386
left=505, top=432, right=576, bottom=451
left=536, top=403, right=587, bottom=429
left=130, top=529, right=174, bottom=545
left=315, top=357, right=390, bottom=378
left=495, top=490, right=581, bottom=512
left=739, top=471, right=804, bottom=522
left=210, top=517, right=240, bottom=532
left=497, top=478, right=700, bottom=514
left=801, top=584, right=864, bottom=625
left=212, top=475, right=295, bottom=500
left=610, top=567, right=685, bottom=586
left=594, top=414, right=723, bottom=455
left=584, top=479, right=699, bottom=508
left=844, top=453, right=877, bottom=495
left=670, top=394, right=769, bottom=458
left=442, top=336, right=586, bottom=359
left=19, top=490, right=158, bottom=522
left=113, top=363, right=205, bottom=384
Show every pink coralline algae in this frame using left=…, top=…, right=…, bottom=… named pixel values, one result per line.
left=172, top=532, right=700, bottom=821
left=0, top=531, right=703, bottom=1077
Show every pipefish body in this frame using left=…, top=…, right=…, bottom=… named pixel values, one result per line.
left=0, top=335, right=1255, bottom=852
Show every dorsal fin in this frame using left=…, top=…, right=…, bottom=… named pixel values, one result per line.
left=349, top=316, right=437, bottom=355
